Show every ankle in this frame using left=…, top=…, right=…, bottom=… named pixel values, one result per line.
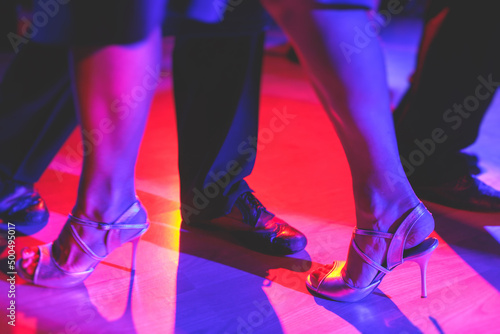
left=354, top=194, right=434, bottom=249
left=354, top=191, right=420, bottom=232
left=73, top=189, right=137, bottom=222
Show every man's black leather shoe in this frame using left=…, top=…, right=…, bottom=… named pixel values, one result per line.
left=412, top=174, right=500, bottom=212
left=186, top=192, right=307, bottom=255
left=0, top=180, right=49, bottom=232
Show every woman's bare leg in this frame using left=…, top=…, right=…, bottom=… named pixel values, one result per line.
left=20, top=28, right=162, bottom=275
left=261, top=1, right=434, bottom=287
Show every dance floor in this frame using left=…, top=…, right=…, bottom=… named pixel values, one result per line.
left=1, top=18, right=500, bottom=333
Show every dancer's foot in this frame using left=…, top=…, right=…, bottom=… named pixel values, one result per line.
left=186, top=192, right=307, bottom=255
left=17, top=201, right=148, bottom=288
left=412, top=174, right=500, bottom=212
left=307, top=202, right=437, bottom=302
left=0, top=178, right=48, bottom=230
left=344, top=198, right=435, bottom=288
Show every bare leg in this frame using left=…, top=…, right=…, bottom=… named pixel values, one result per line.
left=20, top=28, right=162, bottom=276
left=71, top=28, right=161, bottom=222
left=261, top=1, right=434, bottom=287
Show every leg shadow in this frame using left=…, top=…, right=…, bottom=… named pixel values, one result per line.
left=427, top=202, right=500, bottom=292
left=312, top=291, right=423, bottom=333
left=0, top=237, right=140, bottom=334
left=172, top=223, right=313, bottom=334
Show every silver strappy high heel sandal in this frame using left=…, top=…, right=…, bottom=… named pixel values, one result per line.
left=16, top=201, right=148, bottom=288
left=306, top=202, right=438, bottom=302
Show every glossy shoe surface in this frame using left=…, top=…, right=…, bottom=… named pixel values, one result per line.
left=0, top=179, right=49, bottom=233
left=306, top=202, right=438, bottom=302
left=16, top=200, right=148, bottom=288
left=306, top=261, right=381, bottom=302
left=187, top=192, right=307, bottom=255
left=412, top=174, right=500, bottom=212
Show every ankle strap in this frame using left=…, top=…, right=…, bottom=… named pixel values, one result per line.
left=68, top=201, right=148, bottom=230
left=386, top=202, right=428, bottom=269
left=354, top=229, right=393, bottom=239
left=351, top=202, right=430, bottom=274
left=352, top=239, right=391, bottom=274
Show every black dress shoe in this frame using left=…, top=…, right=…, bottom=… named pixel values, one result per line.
left=412, top=174, right=500, bottom=212
left=0, top=180, right=49, bottom=232
left=186, top=192, right=307, bottom=255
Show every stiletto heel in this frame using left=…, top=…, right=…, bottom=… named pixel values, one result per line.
left=306, top=202, right=438, bottom=302
left=406, top=242, right=436, bottom=298
left=16, top=200, right=149, bottom=288
left=413, top=254, right=429, bottom=298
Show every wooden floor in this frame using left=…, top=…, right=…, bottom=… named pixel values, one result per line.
left=1, top=18, right=500, bottom=334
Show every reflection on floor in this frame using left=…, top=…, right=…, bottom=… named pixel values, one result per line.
left=1, top=18, right=500, bottom=334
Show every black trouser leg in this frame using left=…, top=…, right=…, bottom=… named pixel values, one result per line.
left=0, top=0, right=17, bottom=52
left=394, top=1, right=500, bottom=184
left=174, top=32, right=265, bottom=222
left=0, top=43, right=77, bottom=184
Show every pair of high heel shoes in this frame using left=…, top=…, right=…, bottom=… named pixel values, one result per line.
left=17, top=199, right=437, bottom=302
left=16, top=201, right=148, bottom=288
left=306, top=202, right=439, bottom=302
